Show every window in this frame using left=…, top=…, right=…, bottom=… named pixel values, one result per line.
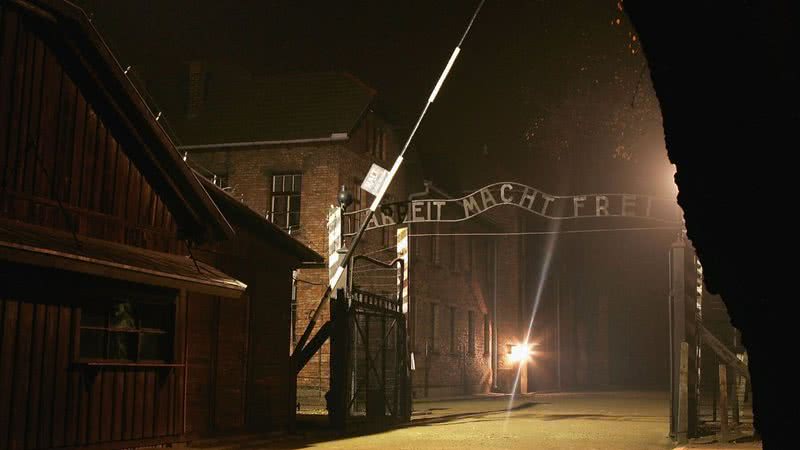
left=431, top=230, right=441, bottom=265
left=465, top=240, right=473, bottom=272
left=381, top=132, right=388, bottom=161
left=483, top=314, right=491, bottom=356
left=353, top=181, right=363, bottom=210
left=210, top=172, right=228, bottom=189
left=449, top=306, right=456, bottom=354
left=428, top=303, right=438, bottom=354
left=382, top=225, right=391, bottom=248
left=370, top=126, right=386, bottom=160
left=79, top=299, right=174, bottom=362
left=485, top=239, right=493, bottom=283
left=271, top=174, right=302, bottom=230
left=448, top=238, right=457, bottom=269
left=468, top=311, right=475, bottom=355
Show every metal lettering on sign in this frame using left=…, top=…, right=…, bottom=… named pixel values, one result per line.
left=344, top=181, right=682, bottom=234
left=361, top=163, right=390, bottom=197
left=327, top=206, right=342, bottom=284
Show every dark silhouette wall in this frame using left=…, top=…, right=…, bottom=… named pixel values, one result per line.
left=626, top=2, right=799, bottom=447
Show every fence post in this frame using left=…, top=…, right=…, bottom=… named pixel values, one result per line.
left=718, top=364, right=729, bottom=441
left=677, top=342, right=689, bottom=444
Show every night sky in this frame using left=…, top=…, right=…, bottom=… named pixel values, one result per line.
left=79, top=0, right=672, bottom=197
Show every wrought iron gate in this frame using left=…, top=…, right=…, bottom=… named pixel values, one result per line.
left=329, top=255, right=410, bottom=425
left=347, top=287, right=408, bottom=420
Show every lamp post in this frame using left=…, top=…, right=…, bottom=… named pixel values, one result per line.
left=329, top=185, right=354, bottom=428
left=337, top=185, right=353, bottom=294
left=338, top=185, right=353, bottom=249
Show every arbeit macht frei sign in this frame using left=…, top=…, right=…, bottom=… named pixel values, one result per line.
left=344, top=182, right=680, bottom=234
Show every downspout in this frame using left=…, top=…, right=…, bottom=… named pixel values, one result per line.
left=492, top=240, right=498, bottom=391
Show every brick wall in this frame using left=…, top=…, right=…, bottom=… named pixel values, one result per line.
left=189, top=111, right=415, bottom=410
left=188, top=112, right=529, bottom=405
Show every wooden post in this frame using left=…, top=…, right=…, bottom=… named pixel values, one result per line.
left=730, top=366, right=740, bottom=425
left=677, top=342, right=689, bottom=444
left=718, top=364, right=729, bottom=440
left=712, top=358, right=718, bottom=422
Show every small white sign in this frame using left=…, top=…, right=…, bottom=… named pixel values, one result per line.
left=361, top=163, right=389, bottom=197
left=327, top=206, right=342, bottom=283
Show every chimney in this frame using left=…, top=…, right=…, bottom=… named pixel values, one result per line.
left=186, top=61, right=207, bottom=119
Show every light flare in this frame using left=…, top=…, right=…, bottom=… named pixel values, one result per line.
left=503, top=217, right=562, bottom=430
left=507, top=343, right=534, bottom=364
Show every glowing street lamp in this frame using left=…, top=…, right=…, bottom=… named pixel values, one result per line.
left=507, top=342, right=534, bottom=364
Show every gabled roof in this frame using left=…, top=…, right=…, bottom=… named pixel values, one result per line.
left=9, top=0, right=234, bottom=242
left=195, top=173, right=323, bottom=265
left=148, top=66, right=376, bottom=148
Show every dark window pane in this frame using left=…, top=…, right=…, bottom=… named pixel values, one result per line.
left=276, top=175, right=292, bottom=192
left=140, top=333, right=172, bottom=361
left=139, top=303, right=171, bottom=330
left=289, top=212, right=300, bottom=228
left=273, top=196, right=288, bottom=213
left=81, top=306, right=106, bottom=327
left=80, top=329, right=107, bottom=359
left=108, top=332, right=137, bottom=360
left=110, top=301, right=136, bottom=330
left=274, top=213, right=288, bottom=228
left=289, top=195, right=301, bottom=213
left=293, top=175, right=302, bottom=192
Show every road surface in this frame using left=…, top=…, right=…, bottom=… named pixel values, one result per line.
left=258, top=390, right=674, bottom=449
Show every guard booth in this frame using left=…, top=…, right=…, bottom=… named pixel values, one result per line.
left=669, top=235, right=750, bottom=443
left=328, top=254, right=411, bottom=427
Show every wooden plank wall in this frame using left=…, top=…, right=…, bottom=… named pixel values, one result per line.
left=0, top=6, right=181, bottom=254
left=0, top=288, right=184, bottom=450
left=194, top=228, right=297, bottom=432
left=184, top=292, right=249, bottom=436
left=185, top=292, right=216, bottom=436
left=213, top=296, right=249, bottom=431
left=246, top=264, right=294, bottom=430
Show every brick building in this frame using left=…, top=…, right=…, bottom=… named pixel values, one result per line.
left=404, top=182, right=528, bottom=397
left=141, top=64, right=534, bottom=408
left=144, top=66, right=417, bottom=409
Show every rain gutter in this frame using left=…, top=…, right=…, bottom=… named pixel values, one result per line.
left=176, top=133, right=349, bottom=151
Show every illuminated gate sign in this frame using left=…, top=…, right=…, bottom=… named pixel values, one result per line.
left=348, top=182, right=680, bottom=232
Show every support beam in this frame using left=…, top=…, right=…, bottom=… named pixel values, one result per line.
left=698, top=323, right=749, bottom=380
left=294, top=321, right=332, bottom=375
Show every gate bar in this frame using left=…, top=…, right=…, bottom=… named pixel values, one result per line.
left=291, top=0, right=485, bottom=359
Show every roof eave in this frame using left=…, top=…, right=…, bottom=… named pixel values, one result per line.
left=177, top=133, right=350, bottom=151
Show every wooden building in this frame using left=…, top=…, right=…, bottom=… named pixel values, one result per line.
left=189, top=175, right=322, bottom=434
left=0, top=0, right=321, bottom=448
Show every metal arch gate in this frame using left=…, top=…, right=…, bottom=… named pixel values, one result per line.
left=348, top=288, right=408, bottom=419
left=329, top=255, right=411, bottom=427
